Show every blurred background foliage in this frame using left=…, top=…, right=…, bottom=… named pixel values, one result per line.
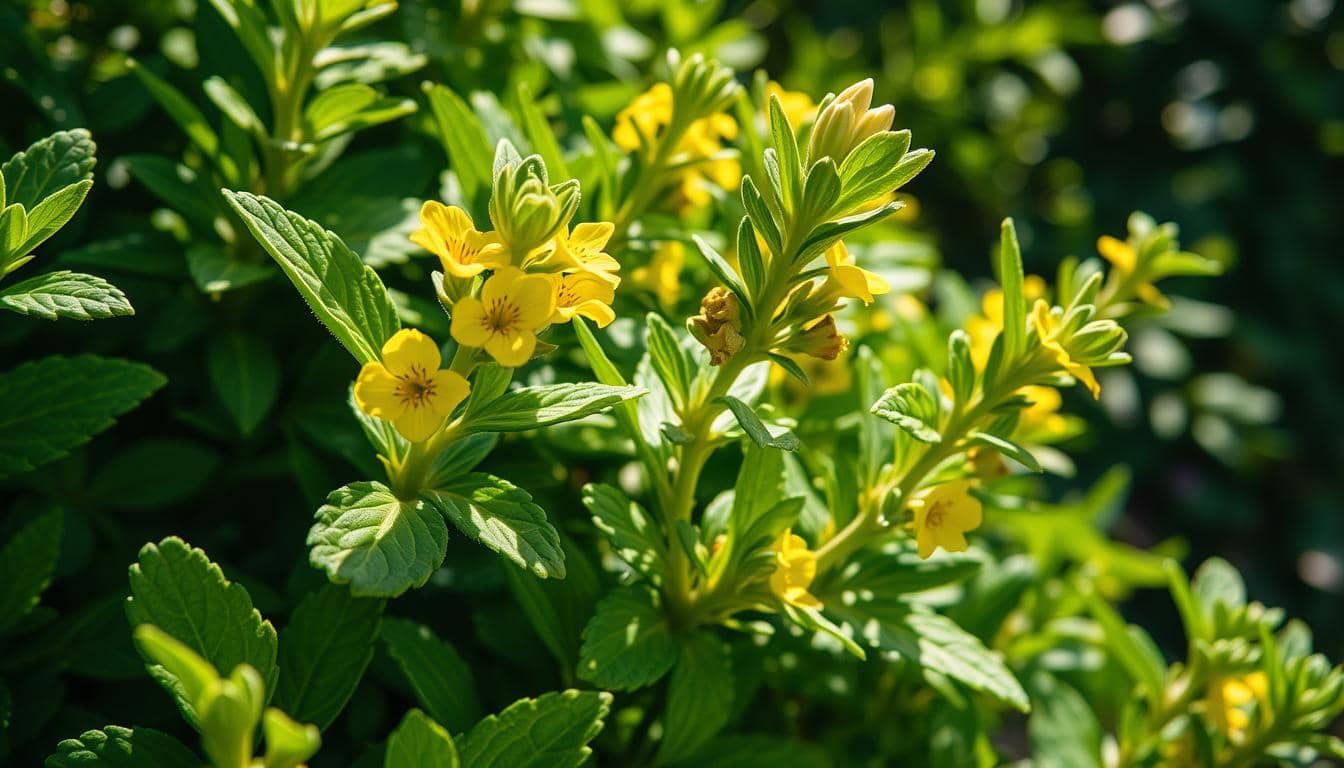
left=2, top=0, right=1341, bottom=761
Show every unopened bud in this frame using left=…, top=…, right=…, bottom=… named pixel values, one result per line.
left=807, top=78, right=895, bottom=164
left=783, top=314, right=849, bottom=360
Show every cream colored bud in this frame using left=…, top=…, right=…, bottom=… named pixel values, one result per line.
left=807, top=78, right=895, bottom=164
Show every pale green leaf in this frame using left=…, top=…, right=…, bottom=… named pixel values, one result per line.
left=125, top=537, right=279, bottom=727
left=999, top=218, right=1026, bottom=362
left=0, top=270, right=133, bottom=320
left=273, top=584, right=385, bottom=731
left=457, top=690, right=611, bottom=768
left=223, top=190, right=400, bottom=364
left=0, top=355, right=165, bottom=478
left=582, top=483, right=663, bottom=581
left=459, top=382, right=645, bottom=433
left=16, top=179, right=93, bottom=256
left=381, top=618, right=481, bottom=734
left=308, top=481, right=448, bottom=597
left=717, top=395, right=799, bottom=450
left=1027, top=669, right=1102, bottom=768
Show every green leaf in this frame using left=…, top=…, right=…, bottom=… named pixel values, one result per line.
left=16, top=179, right=93, bottom=256
left=424, top=432, right=497, bottom=487
left=690, top=235, right=751, bottom=316
left=834, top=130, right=912, bottom=213
left=88, top=438, right=219, bottom=508
left=0, top=508, right=63, bottom=636
left=308, top=481, right=449, bottom=597
left=967, top=431, right=1042, bottom=473
left=833, top=539, right=981, bottom=597
left=122, top=155, right=220, bottom=227
left=736, top=217, right=766, bottom=302
left=0, top=355, right=165, bottom=478
left=998, top=218, right=1026, bottom=362
left=274, top=584, right=385, bottom=731
left=460, top=382, right=646, bottom=433
left=185, top=243, right=274, bottom=294
left=582, top=483, right=664, bottom=581
left=208, top=332, right=280, bottom=436
left=45, top=725, right=200, bottom=768
left=578, top=586, right=678, bottom=691
left=423, top=83, right=494, bottom=211
left=504, top=535, right=598, bottom=671
left=766, top=95, right=802, bottom=213
left=1192, top=557, right=1246, bottom=613
left=659, top=632, right=733, bottom=763
left=1027, top=670, right=1102, bottom=768
left=716, top=395, right=799, bottom=450
left=202, top=76, right=265, bottom=137
left=836, top=602, right=1029, bottom=712
left=514, top=82, right=569, bottom=181
left=458, top=690, right=611, bottom=768
left=125, top=537, right=279, bottom=727
left=422, top=473, right=564, bottom=579
left=870, top=382, right=942, bottom=443
left=127, top=61, right=236, bottom=184
left=0, top=129, right=96, bottom=210
left=385, top=709, right=458, bottom=768
left=381, top=619, right=482, bottom=734
left=571, top=318, right=648, bottom=452
left=303, top=83, right=416, bottom=142
left=646, top=312, right=693, bottom=407
left=670, top=735, right=830, bottom=768
left=0, top=270, right=132, bottom=320
left=223, top=190, right=400, bottom=365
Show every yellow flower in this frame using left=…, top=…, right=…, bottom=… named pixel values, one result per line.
left=769, top=529, right=821, bottom=609
left=909, top=479, right=983, bottom=559
left=550, top=271, right=616, bottom=327
left=1098, top=235, right=1167, bottom=308
left=823, top=242, right=889, bottom=305
left=631, top=240, right=684, bottom=307
left=1016, top=385, right=1070, bottom=440
left=409, top=201, right=507, bottom=278
left=966, top=276, right=1047, bottom=369
left=450, top=267, right=555, bottom=367
left=550, top=222, right=620, bottom=283
left=613, top=83, right=674, bottom=151
left=354, top=329, right=471, bottom=442
left=1208, top=671, right=1268, bottom=736
left=766, top=80, right=816, bottom=128
left=1031, top=299, right=1101, bottom=399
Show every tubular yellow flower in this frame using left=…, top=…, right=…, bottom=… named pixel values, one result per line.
left=909, top=479, right=983, bottom=559
left=769, top=529, right=821, bottom=609
left=1031, top=299, right=1101, bottom=399
left=354, top=329, right=471, bottom=442
left=410, top=201, right=507, bottom=278
left=766, top=80, right=816, bottom=128
left=450, top=267, right=555, bottom=367
left=550, top=271, right=616, bottom=327
left=823, top=242, right=889, bottom=305
left=1098, top=234, right=1168, bottom=307
left=1208, top=671, right=1268, bottom=736
left=550, top=222, right=620, bottom=283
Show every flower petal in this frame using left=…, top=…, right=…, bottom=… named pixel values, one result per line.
left=427, top=370, right=471, bottom=418
left=485, top=330, right=536, bottom=368
left=450, top=297, right=492, bottom=348
left=394, top=404, right=442, bottom=443
left=381, top=328, right=441, bottom=374
left=510, top=273, right=558, bottom=329
left=353, top=362, right=406, bottom=420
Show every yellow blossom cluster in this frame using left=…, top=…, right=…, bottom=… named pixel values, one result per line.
left=613, top=83, right=740, bottom=209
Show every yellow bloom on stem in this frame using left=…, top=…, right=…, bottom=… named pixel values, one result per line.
left=966, top=276, right=1047, bottom=369
left=551, top=222, right=620, bottom=283
left=1208, top=671, right=1268, bottom=736
left=823, top=242, right=889, bottom=305
left=550, top=271, right=616, bottom=327
left=1016, top=385, right=1070, bottom=439
left=354, top=329, right=471, bottom=442
left=631, top=241, right=684, bottom=307
left=766, top=80, right=816, bottom=128
left=1031, top=299, right=1101, bottom=399
left=769, top=529, right=821, bottom=609
left=409, top=201, right=507, bottom=278
left=450, top=267, right=555, bottom=367
left=613, top=83, right=674, bottom=151
left=909, top=479, right=983, bottom=559
left=1098, top=234, right=1168, bottom=307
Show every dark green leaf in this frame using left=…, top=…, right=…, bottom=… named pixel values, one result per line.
left=381, top=618, right=481, bottom=734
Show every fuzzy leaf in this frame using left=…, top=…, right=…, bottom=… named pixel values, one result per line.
left=125, top=537, right=279, bottom=727
left=0, top=270, right=132, bottom=320
left=1, top=128, right=96, bottom=210
left=273, top=584, right=385, bottom=731
left=308, top=481, right=448, bottom=597
left=0, top=355, right=165, bottom=478
left=381, top=618, right=482, bottom=734
left=422, top=473, right=564, bottom=579
left=223, top=190, right=400, bottom=365
left=870, top=383, right=942, bottom=443
left=457, top=690, right=611, bottom=768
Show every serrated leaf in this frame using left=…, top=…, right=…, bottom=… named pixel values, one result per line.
left=578, top=586, right=678, bottom=691
left=15, top=179, right=94, bottom=257
left=717, top=395, right=799, bottom=450
left=422, top=473, right=564, bottom=579
left=0, top=355, right=165, bottom=478
left=207, top=332, right=280, bottom=436
left=459, top=382, right=645, bottom=433
left=385, top=709, right=458, bottom=768
left=381, top=619, right=481, bottom=734
left=45, top=725, right=200, bottom=768
left=273, top=584, right=385, bottom=731
left=582, top=483, right=664, bottom=581
left=125, top=537, right=279, bottom=727
left=0, top=508, right=63, bottom=635
left=870, top=382, right=942, bottom=443
left=308, top=481, right=448, bottom=597
left=0, top=270, right=132, bottom=320
left=457, top=690, right=611, bottom=768
left=835, top=602, right=1029, bottom=712
left=223, top=190, right=400, bottom=365
left=1, top=128, right=96, bottom=210
left=659, top=632, right=733, bottom=763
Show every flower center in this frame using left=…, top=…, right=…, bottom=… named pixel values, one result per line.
left=925, top=500, right=949, bottom=529
left=395, top=364, right=437, bottom=408
left=482, top=298, right=522, bottom=334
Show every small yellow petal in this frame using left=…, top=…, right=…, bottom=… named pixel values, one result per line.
left=426, top=369, right=471, bottom=418
left=485, top=330, right=536, bottom=367
left=353, top=362, right=405, bottom=420
left=380, top=329, right=441, bottom=376
left=393, top=405, right=442, bottom=443
left=450, top=297, right=492, bottom=348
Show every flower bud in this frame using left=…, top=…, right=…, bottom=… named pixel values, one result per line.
left=689, top=287, right=745, bottom=365
left=490, top=154, right=580, bottom=260
left=807, top=78, right=895, bottom=164
left=782, top=314, right=849, bottom=360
